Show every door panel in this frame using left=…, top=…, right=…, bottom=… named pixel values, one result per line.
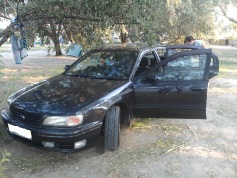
left=132, top=81, right=207, bottom=118
left=132, top=49, right=212, bottom=119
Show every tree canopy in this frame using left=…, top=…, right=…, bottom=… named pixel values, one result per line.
left=0, top=0, right=236, bottom=55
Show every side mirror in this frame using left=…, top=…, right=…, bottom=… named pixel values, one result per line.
left=64, top=65, right=70, bottom=70
left=146, top=73, right=157, bottom=82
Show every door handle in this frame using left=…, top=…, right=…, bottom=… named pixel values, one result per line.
left=190, top=87, right=204, bottom=91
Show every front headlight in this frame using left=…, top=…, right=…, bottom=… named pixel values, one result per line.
left=43, top=115, right=83, bottom=127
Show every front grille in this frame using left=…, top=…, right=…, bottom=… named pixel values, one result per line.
left=10, top=108, right=42, bottom=127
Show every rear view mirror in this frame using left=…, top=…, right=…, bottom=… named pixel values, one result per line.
left=64, top=65, right=70, bottom=70
left=146, top=73, right=157, bottom=82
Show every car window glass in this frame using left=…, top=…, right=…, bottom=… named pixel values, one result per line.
left=134, top=52, right=157, bottom=77
left=150, top=54, right=207, bottom=81
left=155, top=47, right=166, bottom=56
left=166, top=48, right=194, bottom=57
left=65, top=51, right=138, bottom=80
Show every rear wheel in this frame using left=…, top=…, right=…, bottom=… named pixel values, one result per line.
left=104, top=106, right=120, bottom=150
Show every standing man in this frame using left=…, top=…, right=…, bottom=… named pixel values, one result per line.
left=184, top=36, right=207, bottom=49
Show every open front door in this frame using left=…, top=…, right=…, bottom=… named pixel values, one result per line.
left=132, top=49, right=212, bottom=119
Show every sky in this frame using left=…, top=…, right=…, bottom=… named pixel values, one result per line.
left=0, top=20, right=10, bottom=29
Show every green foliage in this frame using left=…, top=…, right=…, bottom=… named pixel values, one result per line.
left=0, top=150, right=11, bottom=178
left=157, top=139, right=176, bottom=149
left=1, top=0, right=235, bottom=51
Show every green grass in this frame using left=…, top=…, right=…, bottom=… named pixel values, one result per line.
left=156, top=139, right=176, bottom=150
left=130, top=118, right=182, bottom=134
left=0, top=60, right=4, bottom=77
left=212, top=47, right=237, bottom=79
left=130, top=118, right=155, bottom=128
left=0, top=150, right=11, bottom=178
left=219, top=59, right=237, bottom=78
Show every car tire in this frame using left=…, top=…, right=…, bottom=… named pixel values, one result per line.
left=104, top=106, right=120, bottom=150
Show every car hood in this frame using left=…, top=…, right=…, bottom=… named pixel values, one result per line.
left=10, top=75, right=127, bottom=115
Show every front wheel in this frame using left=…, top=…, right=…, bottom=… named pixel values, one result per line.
left=104, top=106, right=120, bottom=150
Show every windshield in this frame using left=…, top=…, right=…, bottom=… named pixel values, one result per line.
left=65, top=50, right=138, bottom=80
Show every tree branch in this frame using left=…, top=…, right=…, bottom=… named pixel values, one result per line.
left=0, top=34, right=10, bottom=46
left=0, top=24, right=14, bottom=38
left=0, top=13, right=11, bottom=20
left=217, top=4, right=237, bottom=24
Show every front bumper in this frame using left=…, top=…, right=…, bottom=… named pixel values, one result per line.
left=1, top=110, right=103, bottom=152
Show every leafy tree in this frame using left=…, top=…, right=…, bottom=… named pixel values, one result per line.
left=214, top=0, right=237, bottom=24
left=0, top=0, right=221, bottom=55
left=211, top=0, right=237, bottom=38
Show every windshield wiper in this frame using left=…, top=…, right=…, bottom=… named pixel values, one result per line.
left=78, top=74, right=93, bottom=78
left=94, top=76, right=125, bottom=80
left=64, top=73, right=89, bottom=78
left=65, top=73, right=125, bottom=80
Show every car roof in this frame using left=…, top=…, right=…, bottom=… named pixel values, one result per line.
left=91, top=44, right=141, bottom=52
left=90, top=43, right=201, bottom=53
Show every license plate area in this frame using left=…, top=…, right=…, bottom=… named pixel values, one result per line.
left=8, top=124, right=32, bottom=140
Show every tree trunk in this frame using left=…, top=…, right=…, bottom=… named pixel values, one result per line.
left=50, top=23, right=63, bottom=56
left=53, top=39, right=62, bottom=56
left=120, top=30, right=128, bottom=43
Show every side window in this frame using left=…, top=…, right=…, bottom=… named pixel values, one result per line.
left=153, top=54, right=207, bottom=81
left=166, top=48, right=193, bottom=57
left=134, top=52, right=157, bottom=77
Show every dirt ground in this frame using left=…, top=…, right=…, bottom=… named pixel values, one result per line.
left=0, top=44, right=237, bottom=178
